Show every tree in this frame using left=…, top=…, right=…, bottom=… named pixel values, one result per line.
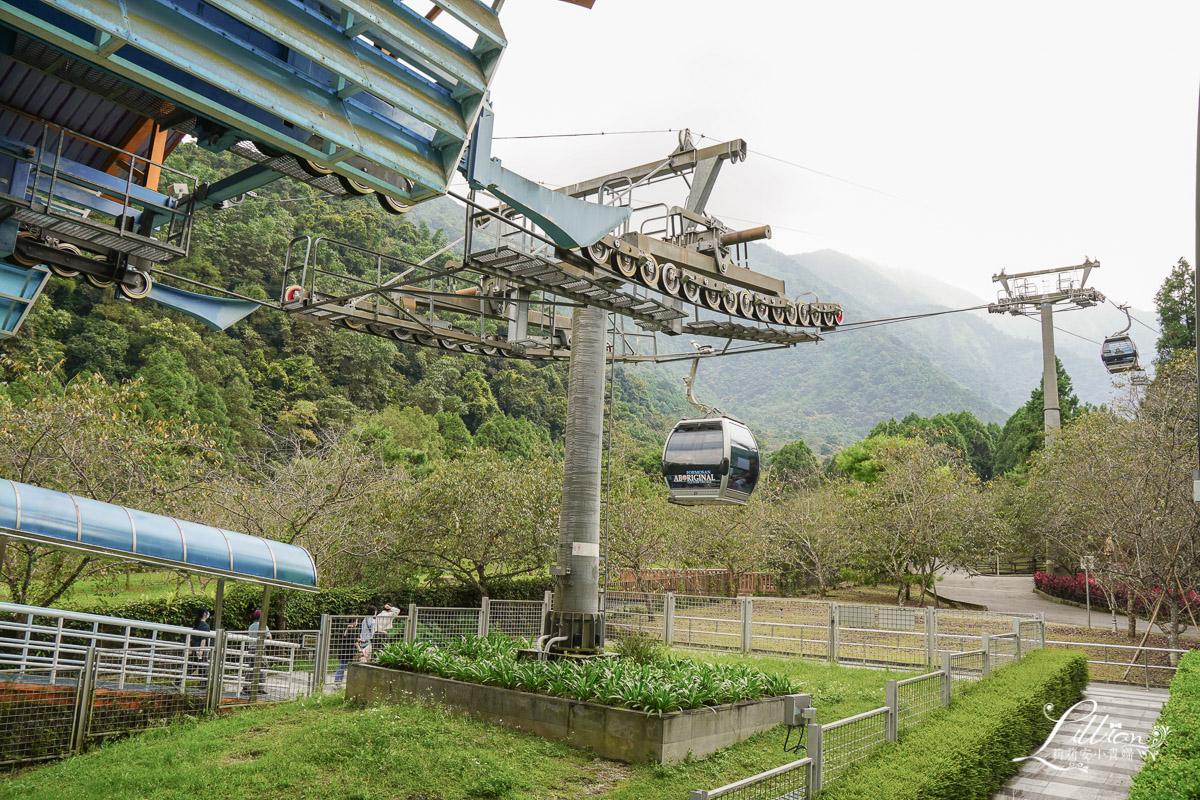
left=604, top=465, right=674, bottom=591
left=846, top=437, right=983, bottom=606
left=1155, top=257, right=1195, bottom=363
left=768, top=482, right=854, bottom=595
left=769, top=440, right=820, bottom=486
left=395, top=450, right=561, bottom=596
left=473, top=413, right=548, bottom=460
left=1025, top=355, right=1200, bottom=654
left=0, top=361, right=217, bottom=606
left=992, top=358, right=1085, bottom=476
left=206, top=427, right=407, bottom=594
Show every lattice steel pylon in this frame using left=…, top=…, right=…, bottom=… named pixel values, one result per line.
left=989, top=259, right=1104, bottom=433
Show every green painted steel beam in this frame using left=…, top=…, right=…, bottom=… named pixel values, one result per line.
left=207, top=0, right=470, bottom=142
left=429, top=0, right=506, bottom=54
left=333, top=0, right=489, bottom=96
left=0, top=0, right=449, bottom=195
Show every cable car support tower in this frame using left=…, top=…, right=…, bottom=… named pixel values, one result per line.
left=989, top=259, right=1103, bottom=434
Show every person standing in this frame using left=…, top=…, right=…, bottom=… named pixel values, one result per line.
left=356, top=606, right=377, bottom=663
left=244, top=609, right=272, bottom=696
left=188, top=607, right=212, bottom=685
left=375, top=603, right=401, bottom=647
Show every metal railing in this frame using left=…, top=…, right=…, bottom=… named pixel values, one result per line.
left=605, top=591, right=1043, bottom=672
left=690, top=757, right=812, bottom=800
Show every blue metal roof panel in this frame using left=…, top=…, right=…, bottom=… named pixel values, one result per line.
left=0, top=480, right=317, bottom=590
left=0, top=55, right=184, bottom=169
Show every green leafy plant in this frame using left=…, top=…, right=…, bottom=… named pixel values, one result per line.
left=610, top=629, right=664, bottom=664
left=375, top=635, right=794, bottom=714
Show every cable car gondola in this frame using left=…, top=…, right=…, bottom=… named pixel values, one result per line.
left=660, top=345, right=760, bottom=506
left=1101, top=305, right=1140, bottom=374
left=662, top=416, right=760, bottom=505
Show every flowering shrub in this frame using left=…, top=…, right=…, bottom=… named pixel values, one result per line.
left=1034, top=571, right=1198, bottom=615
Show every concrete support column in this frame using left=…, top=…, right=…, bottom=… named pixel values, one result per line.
left=1041, top=303, right=1061, bottom=435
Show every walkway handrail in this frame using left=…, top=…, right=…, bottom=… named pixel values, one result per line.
left=0, top=600, right=210, bottom=640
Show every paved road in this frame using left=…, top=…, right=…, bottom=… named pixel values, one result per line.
left=936, top=570, right=1197, bottom=640
left=994, top=684, right=1168, bottom=800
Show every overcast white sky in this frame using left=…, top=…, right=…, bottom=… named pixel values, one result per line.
left=479, top=0, right=1200, bottom=312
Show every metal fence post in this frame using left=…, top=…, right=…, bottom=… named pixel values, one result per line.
left=740, top=596, right=753, bottom=653
left=542, top=590, right=553, bottom=637
left=981, top=633, right=991, bottom=678
left=1013, top=619, right=1023, bottom=661
left=940, top=651, right=953, bottom=706
left=805, top=758, right=816, bottom=800
left=207, top=630, right=227, bottom=714
left=478, top=598, right=490, bottom=638
left=925, top=608, right=937, bottom=668
left=313, top=615, right=331, bottom=695
left=69, top=646, right=97, bottom=755
left=1039, top=616, right=1046, bottom=650
left=690, top=791, right=709, bottom=800
left=807, top=723, right=823, bottom=795
left=828, top=604, right=839, bottom=664
left=406, top=604, right=418, bottom=643
left=664, top=592, right=675, bottom=646
left=885, top=679, right=898, bottom=741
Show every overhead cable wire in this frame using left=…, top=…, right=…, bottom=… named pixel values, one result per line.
left=1105, top=297, right=1161, bottom=335
left=694, top=133, right=910, bottom=203
left=1014, top=311, right=1103, bottom=345
left=825, top=303, right=992, bottom=333
left=494, top=129, right=680, bottom=140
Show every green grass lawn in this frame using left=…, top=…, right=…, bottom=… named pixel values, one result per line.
left=0, top=652, right=907, bottom=800
left=3, top=569, right=208, bottom=605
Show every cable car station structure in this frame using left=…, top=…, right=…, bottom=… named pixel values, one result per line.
left=0, top=0, right=842, bottom=655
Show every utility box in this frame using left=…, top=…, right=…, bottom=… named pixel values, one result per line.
left=783, top=693, right=815, bottom=727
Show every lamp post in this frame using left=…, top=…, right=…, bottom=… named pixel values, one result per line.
left=1082, top=556, right=1095, bottom=629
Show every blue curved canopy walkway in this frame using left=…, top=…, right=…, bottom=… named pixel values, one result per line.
left=0, top=479, right=316, bottom=591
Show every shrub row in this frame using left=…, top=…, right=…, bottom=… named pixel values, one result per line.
left=1129, top=650, right=1200, bottom=800
left=822, top=648, right=1089, bottom=800
left=56, top=576, right=553, bottom=631
left=1034, top=571, right=1199, bottom=615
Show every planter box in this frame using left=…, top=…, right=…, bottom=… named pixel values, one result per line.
left=347, top=663, right=785, bottom=764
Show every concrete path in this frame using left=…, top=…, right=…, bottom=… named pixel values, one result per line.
left=936, top=570, right=1197, bottom=640
left=994, top=684, right=1168, bottom=800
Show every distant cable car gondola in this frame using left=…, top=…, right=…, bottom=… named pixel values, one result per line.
left=661, top=344, right=760, bottom=506
left=1101, top=305, right=1140, bottom=374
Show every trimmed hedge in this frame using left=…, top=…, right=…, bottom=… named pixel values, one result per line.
left=1129, top=650, right=1200, bottom=800
left=57, top=576, right=554, bottom=631
left=822, top=648, right=1089, bottom=800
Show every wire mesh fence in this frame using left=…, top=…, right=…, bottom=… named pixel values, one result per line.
left=88, top=648, right=207, bottom=739
left=893, top=671, right=942, bottom=732
left=671, top=594, right=743, bottom=651
left=988, top=632, right=1019, bottom=668
left=690, top=757, right=811, bottom=800
left=219, top=630, right=317, bottom=703
left=820, top=707, right=890, bottom=786
left=0, top=666, right=81, bottom=765
left=749, top=598, right=829, bottom=660
left=1017, top=619, right=1043, bottom=653
left=605, top=591, right=667, bottom=642
left=947, top=650, right=985, bottom=693
left=487, top=600, right=544, bottom=642
left=413, top=607, right=482, bottom=646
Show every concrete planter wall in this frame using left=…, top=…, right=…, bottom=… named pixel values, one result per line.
left=347, top=663, right=785, bottom=764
